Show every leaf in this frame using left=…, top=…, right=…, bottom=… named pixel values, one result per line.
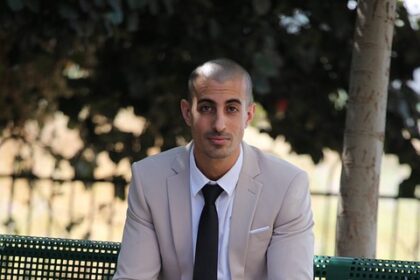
left=107, top=0, right=121, bottom=10
left=126, top=0, right=147, bottom=10
left=74, top=158, right=95, bottom=179
left=252, top=0, right=270, bottom=15
left=25, top=0, right=40, bottom=13
left=69, top=20, right=84, bottom=36
left=106, top=11, right=123, bottom=25
left=113, top=176, right=127, bottom=200
left=148, top=0, right=159, bottom=15
left=94, top=0, right=105, bottom=7
left=106, top=0, right=123, bottom=25
left=58, top=3, right=79, bottom=20
left=0, top=64, right=4, bottom=78
left=162, top=0, right=174, bottom=14
left=127, top=12, right=139, bottom=31
left=253, top=52, right=279, bottom=78
left=398, top=173, right=417, bottom=198
left=209, top=18, right=220, bottom=39
left=79, top=0, right=91, bottom=13
left=252, top=73, right=271, bottom=94
left=7, top=0, right=24, bottom=11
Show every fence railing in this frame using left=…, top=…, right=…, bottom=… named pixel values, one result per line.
left=0, top=173, right=419, bottom=260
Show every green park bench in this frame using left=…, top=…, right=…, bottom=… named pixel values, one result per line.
left=0, top=234, right=419, bottom=279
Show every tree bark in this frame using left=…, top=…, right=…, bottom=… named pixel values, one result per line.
left=336, top=0, right=396, bottom=257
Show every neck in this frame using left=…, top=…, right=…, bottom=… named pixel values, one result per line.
left=194, top=153, right=239, bottom=181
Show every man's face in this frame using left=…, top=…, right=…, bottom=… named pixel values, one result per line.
left=181, top=76, right=255, bottom=166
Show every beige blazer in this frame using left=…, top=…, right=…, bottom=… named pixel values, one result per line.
left=114, top=142, right=314, bottom=280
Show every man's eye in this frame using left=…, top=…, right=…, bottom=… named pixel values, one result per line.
left=226, top=106, right=239, bottom=113
left=199, top=105, right=212, bottom=112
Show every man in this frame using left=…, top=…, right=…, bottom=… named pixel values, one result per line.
left=114, top=58, right=314, bottom=280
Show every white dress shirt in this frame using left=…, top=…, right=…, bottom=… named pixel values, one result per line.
left=188, top=145, right=243, bottom=280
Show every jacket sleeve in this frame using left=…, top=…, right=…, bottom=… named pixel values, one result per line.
left=267, top=171, right=314, bottom=280
left=113, top=163, right=161, bottom=280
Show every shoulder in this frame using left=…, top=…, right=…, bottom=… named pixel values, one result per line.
left=128, top=145, right=189, bottom=197
left=132, top=145, right=189, bottom=174
left=244, top=143, right=307, bottom=184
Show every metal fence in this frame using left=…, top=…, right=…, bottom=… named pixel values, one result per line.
left=0, top=173, right=419, bottom=261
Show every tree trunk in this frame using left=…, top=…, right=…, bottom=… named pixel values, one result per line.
left=336, top=0, right=396, bottom=257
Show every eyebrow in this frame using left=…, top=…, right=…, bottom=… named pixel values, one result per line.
left=197, top=98, right=242, bottom=105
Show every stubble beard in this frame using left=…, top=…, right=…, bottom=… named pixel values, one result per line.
left=204, top=138, right=242, bottom=162
left=204, top=144, right=233, bottom=159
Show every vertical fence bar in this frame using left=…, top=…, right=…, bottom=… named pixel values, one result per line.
left=108, top=196, right=115, bottom=241
left=390, top=198, right=399, bottom=259
left=87, top=183, right=95, bottom=239
left=416, top=198, right=420, bottom=260
left=6, top=176, right=16, bottom=234
left=26, top=179, right=34, bottom=235
left=321, top=160, right=339, bottom=255
left=46, top=181, right=54, bottom=236
left=321, top=194, right=331, bottom=255
left=67, top=181, right=75, bottom=238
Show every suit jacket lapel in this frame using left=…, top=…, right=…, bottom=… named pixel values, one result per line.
left=229, top=143, right=263, bottom=279
left=167, top=145, right=194, bottom=279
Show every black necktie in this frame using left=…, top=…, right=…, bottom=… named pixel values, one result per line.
left=193, top=183, right=223, bottom=280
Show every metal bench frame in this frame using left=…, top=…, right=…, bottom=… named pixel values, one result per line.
left=1, top=234, right=419, bottom=279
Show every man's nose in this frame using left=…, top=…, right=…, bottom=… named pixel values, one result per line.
left=213, top=111, right=226, bottom=132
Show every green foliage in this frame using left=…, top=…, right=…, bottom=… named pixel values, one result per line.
left=0, top=0, right=419, bottom=199
left=6, top=0, right=24, bottom=12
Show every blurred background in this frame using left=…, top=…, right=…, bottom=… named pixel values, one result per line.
left=0, top=0, right=419, bottom=260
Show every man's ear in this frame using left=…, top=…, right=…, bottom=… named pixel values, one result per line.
left=245, top=103, right=256, bottom=127
left=180, top=99, right=192, bottom=126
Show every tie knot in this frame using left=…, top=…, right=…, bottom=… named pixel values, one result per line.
left=201, top=184, right=223, bottom=205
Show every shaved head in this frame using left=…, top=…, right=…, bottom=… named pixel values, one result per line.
left=188, top=58, right=254, bottom=104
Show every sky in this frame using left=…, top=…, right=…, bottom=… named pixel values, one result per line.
left=404, top=0, right=420, bottom=15
left=403, top=0, right=420, bottom=95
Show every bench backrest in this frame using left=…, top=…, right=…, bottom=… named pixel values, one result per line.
left=314, top=255, right=420, bottom=279
left=0, top=234, right=119, bottom=279
left=1, top=234, right=419, bottom=279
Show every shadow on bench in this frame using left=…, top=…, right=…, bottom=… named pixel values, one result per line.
left=0, top=234, right=419, bottom=279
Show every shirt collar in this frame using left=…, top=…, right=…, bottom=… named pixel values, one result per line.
left=190, top=144, right=243, bottom=197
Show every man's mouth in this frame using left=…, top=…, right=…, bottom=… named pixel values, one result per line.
left=207, top=135, right=230, bottom=145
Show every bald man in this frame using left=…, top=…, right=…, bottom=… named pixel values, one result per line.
left=114, top=58, right=314, bottom=280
